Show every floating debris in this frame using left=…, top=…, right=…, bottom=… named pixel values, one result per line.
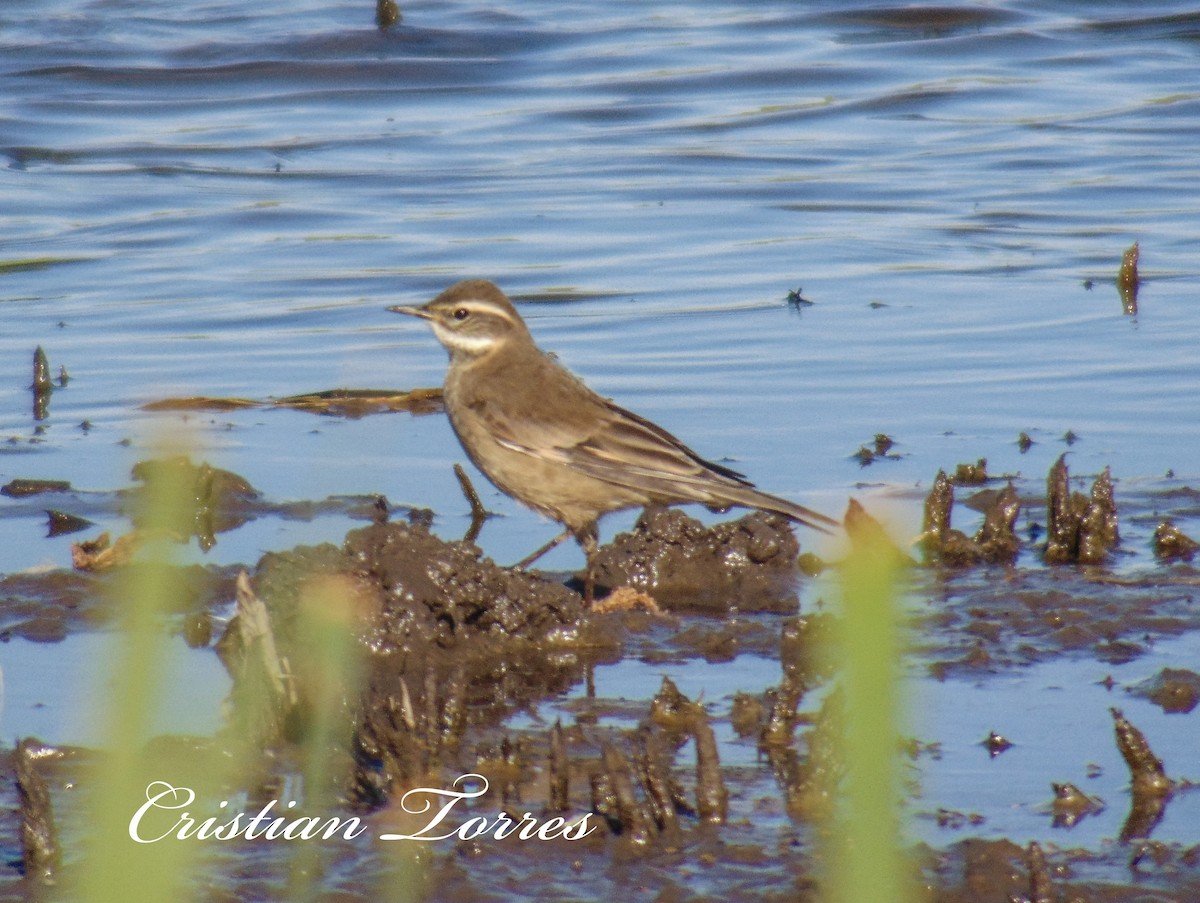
left=140, top=387, right=443, bottom=418
left=784, top=286, right=813, bottom=307
left=1017, top=431, right=1034, bottom=453
left=851, top=432, right=900, bottom=466
left=273, top=387, right=442, bottom=417
left=951, top=458, right=988, bottom=485
left=982, top=730, right=1012, bottom=757
left=45, top=509, right=93, bottom=537
left=1, top=478, right=71, bottom=498
left=591, top=585, right=664, bottom=615
left=139, top=396, right=262, bottom=412
left=1050, top=782, right=1104, bottom=828
left=70, top=531, right=142, bottom=571
left=1153, top=521, right=1199, bottom=561
left=376, top=0, right=401, bottom=30
left=1117, top=241, right=1139, bottom=315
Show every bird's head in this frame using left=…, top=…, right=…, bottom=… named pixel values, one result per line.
left=390, top=279, right=530, bottom=359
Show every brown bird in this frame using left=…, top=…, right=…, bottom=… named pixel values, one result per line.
left=390, top=279, right=836, bottom=599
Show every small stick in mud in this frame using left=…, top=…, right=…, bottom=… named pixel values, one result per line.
left=692, top=713, right=728, bottom=825
left=635, top=726, right=685, bottom=839
left=548, top=720, right=570, bottom=812
left=600, top=742, right=652, bottom=846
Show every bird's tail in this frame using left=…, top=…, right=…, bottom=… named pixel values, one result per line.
left=716, top=485, right=840, bottom=535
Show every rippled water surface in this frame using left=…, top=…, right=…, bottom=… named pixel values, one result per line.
left=2, top=0, right=1200, bottom=896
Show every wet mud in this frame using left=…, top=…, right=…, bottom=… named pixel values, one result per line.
left=4, top=451, right=1200, bottom=901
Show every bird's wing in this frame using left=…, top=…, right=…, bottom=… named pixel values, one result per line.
left=462, top=348, right=837, bottom=531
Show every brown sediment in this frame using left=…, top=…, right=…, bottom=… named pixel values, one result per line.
left=214, top=571, right=299, bottom=746
left=1044, top=456, right=1118, bottom=564
left=692, top=712, right=727, bottom=825
left=919, top=471, right=1020, bottom=567
left=12, top=455, right=1200, bottom=899
left=599, top=742, right=652, bottom=845
left=15, top=738, right=59, bottom=883
left=589, top=507, right=803, bottom=612
left=729, top=691, right=765, bottom=739
left=1129, top=668, right=1200, bottom=714
left=1154, top=521, right=1199, bottom=561
left=1111, top=707, right=1172, bottom=798
left=70, top=531, right=142, bottom=571
left=128, top=457, right=260, bottom=550
left=922, top=469, right=954, bottom=540
left=634, top=726, right=683, bottom=843
left=1023, top=841, right=1054, bottom=903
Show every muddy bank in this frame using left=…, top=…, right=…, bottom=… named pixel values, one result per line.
left=3, top=452, right=1200, bottom=900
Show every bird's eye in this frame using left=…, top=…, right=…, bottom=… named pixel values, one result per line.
left=453, top=307, right=470, bottom=321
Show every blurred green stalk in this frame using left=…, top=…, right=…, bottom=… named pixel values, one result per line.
left=73, top=439, right=200, bottom=902
left=825, top=524, right=918, bottom=903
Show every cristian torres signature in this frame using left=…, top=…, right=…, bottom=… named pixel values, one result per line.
left=128, top=775, right=596, bottom=843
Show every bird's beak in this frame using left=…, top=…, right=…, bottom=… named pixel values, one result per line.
left=387, top=305, right=433, bottom=320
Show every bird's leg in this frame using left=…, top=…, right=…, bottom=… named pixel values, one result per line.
left=574, top=523, right=600, bottom=606
left=515, top=528, right=573, bottom=570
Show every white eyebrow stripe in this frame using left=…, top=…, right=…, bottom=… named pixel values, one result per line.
left=456, top=298, right=518, bottom=326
